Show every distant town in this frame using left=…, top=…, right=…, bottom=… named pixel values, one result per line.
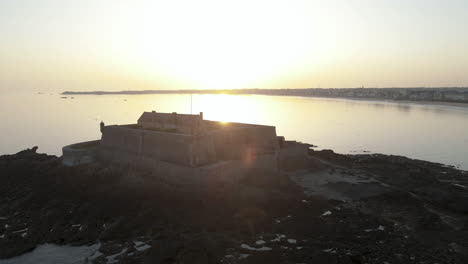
left=63, top=87, right=468, bottom=104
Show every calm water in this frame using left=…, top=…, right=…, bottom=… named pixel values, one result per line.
left=1, top=92, right=467, bottom=170
left=0, top=243, right=100, bottom=264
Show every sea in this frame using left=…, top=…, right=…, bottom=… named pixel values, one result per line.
left=1, top=91, right=467, bottom=170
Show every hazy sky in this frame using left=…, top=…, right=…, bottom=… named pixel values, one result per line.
left=1, top=0, right=468, bottom=92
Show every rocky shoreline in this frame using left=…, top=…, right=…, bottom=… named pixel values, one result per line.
left=0, top=147, right=467, bottom=263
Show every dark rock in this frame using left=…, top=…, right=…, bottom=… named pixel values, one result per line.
left=143, top=238, right=182, bottom=264
left=1, top=147, right=468, bottom=263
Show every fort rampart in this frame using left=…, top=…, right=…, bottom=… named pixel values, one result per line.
left=99, top=121, right=279, bottom=168
left=61, top=112, right=309, bottom=185
left=62, top=140, right=100, bottom=166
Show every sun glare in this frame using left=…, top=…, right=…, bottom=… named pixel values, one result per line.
left=126, top=0, right=317, bottom=89
left=194, top=94, right=263, bottom=123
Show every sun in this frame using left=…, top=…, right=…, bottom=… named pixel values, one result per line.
left=125, top=0, right=318, bottom=89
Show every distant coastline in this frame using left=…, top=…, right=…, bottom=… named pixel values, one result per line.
left=62, top=87, right=468, bottom=104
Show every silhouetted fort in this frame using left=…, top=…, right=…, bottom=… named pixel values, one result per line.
left=62, top=111, right=308, bottom=183
left=100, top=111, right=279, bottom=168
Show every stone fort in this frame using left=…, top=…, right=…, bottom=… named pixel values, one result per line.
left=63, top=111, right=308, bottom=184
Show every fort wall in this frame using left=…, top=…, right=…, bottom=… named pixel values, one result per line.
left=190, top=134, right=218, bottom=165
left=100, top=120, right=278, bottom=168
left=62, top=112, right=307, bottom=189
left=100, top=126, right=217, bottom=167
left=209, top=125, right=279, bottom=160
left=62, top=140, right=100, bottom=166
left=98, top=148, right=198, bottom=179
left=98, top=148, right=278, bottom=187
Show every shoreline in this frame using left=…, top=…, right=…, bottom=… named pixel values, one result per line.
left=61, top=87, right=468, bottom=106
left=60, top=91, right=468, bottom=109
left=299, top=95, right=468, bottom=109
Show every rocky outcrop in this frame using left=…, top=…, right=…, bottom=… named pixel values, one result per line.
left=0, top=147, right=467, bottom=263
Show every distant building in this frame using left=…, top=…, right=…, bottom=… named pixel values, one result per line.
left=443, top=91, right=467, bottom=102
left=137, top=111, right=204, bottom=135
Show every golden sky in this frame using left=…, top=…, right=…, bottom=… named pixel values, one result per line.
left=1, top=0, right=468, bottom=92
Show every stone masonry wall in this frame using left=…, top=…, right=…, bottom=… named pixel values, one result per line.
left=100, top=126, right=217, bottom=166
left=209, top=125, right=279, bottom=160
